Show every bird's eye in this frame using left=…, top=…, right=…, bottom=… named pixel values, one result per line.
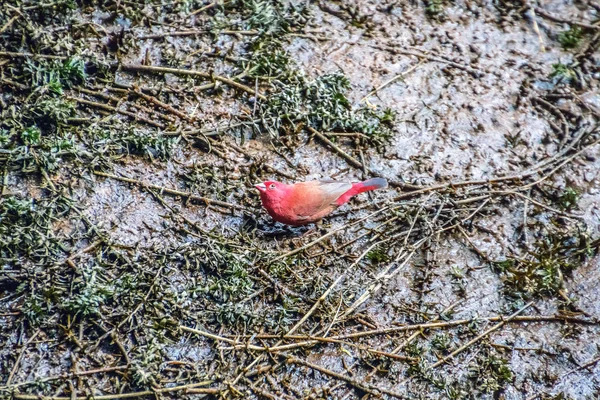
left=269, top=183, right=276, bottom=189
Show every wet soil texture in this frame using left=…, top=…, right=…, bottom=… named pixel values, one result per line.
left=1, top=1, right=599, bottom=399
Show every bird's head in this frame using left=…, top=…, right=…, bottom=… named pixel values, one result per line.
left=254, top=180, right=286, bottom=203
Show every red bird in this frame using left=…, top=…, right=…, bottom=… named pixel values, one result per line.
left=255, top=178, right=388, bottom=226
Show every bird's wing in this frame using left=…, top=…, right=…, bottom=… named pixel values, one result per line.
left=316, top=180, right=353, bottom=200
left=290, top=180, right=352, bottom=218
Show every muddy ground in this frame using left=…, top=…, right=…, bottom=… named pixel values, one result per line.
left=1, top=0, right=599, bottom=399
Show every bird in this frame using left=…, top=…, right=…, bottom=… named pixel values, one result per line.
left=255, top=177, right=388, bottom=226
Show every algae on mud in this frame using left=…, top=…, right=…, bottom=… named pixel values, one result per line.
left=1, top=0, right=600, bottom=399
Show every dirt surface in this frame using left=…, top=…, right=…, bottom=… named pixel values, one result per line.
left=1, top=1, right=599, bottom=399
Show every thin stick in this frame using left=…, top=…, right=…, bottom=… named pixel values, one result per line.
left=243, top=378, right=280, bottom=400
left=287, top=356, right=406, bottom=398
left=532, top=97, right=569, bottom=143
left=527, top=125, right=591, bottom=172
left=92, top=170, right=248, bottom=212
left=1, top=366, right=128, bottom=390
left=130, top=86, right=194, bottom=122
left=309, top=127, right=418, bottom=189
left=185, top=388, right=222, bottom=394
left=371, top=45, right=483, bottom=77
left=6, top=330, right=40, bottom=385
left=75, top=86, right=176, bottom=124
left=12, top=381, right=213, bottom=400
left=520, top=138, right=600, bottom=190
left=190, top=1, right=221, bottom=16
left=429, top=302, right=533, bottom=368
left=0, top=15, right=19, bottom=34
left=528, top=5, right=546, bottom=52
left=168, top=120, right=260, bottom=138
left=0, top=51, right=67, bottom=60
left=522, top=189, right=530, bottom=247
left=180, top=326, right=265, bottom=351
left=339, top=247, right=415, bottom=320
left=509, top=191, right=583, bottom=220
left=62, top=239, right=103, bottom=271
left=67, top=97, right=166, bottom=129
left=287, top=234, right=410, bottom=337
left=359, top=62, right=421, bottom=104
left=284, top=273, right=346, bottom=337
left=1, top=77, right=28, bottom=90
left=138, top=29, right=258, bottom=39
left=307, top=126, right=363, bottom=169
left=561, top=355, right=600, bottom=378
left=121, top=63, right=210, bottom=78
left=229, top=314, right=597, bottom=341
left=340, top=198, right=489, bottom=320
left=458, top=225, right=491, bottom=262
left=533, top=7, right=599, bottom=30
left=392, top=130, right=597, bottom=201
left=120, top=64, right=264, bottom=99
left=222, top=334, right=416, bottom=362
left=271, top=206, right=389, bottom=263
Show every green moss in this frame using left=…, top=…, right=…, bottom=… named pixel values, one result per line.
left=550, top=63, right=577, bottom=84
left=30, top=97, right=76, bottom=128
left=131, top=338, right=164, bottom=387
left=468, top=350, right=513, bottom=394
left=493, top=229, right=595, bottom=300
left=366, top=246, right=389, bottom=264
left=425, top=0, right=446, bottom=19
left=89, top=126, right=179, bottom=162
left=215, top=302, right=257, bottom=327
left=431, top=333, right=452, bottom=353
left=20, top=126, right=42, bottom=146
left=558, top=26, right=583, bottom=49
left=557, top=187, right=579, bottom=210
left=264, top=296, right=298, bottom=331
left=64, top=268, right=115, bottom=318
left=24, top=57, right=86, bottom=94
left=202, top=252, right=254, bottom=302
left=268, top=259, right=290, bottom=277
left=245, top=39, right=299, bottom=81
left=180, top=164, right=235, bottom=202
left=0, top=195, right=72, bottom=264
left=259, top=71, right=394, bottom=144
left=21, top=292, right=48, bottom=325
left=210, top=0, right=309, bottom=35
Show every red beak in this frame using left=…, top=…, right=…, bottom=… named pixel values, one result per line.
left=254, top=183, right=267, bottom=192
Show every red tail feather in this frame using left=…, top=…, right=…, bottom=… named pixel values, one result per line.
left=335, top=177, right=388, bottom=206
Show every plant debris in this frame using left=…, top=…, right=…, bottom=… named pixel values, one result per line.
left=1, top=1, right=599, bottom=399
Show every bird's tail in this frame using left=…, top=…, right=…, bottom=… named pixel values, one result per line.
left=356, top=177, right=388, bottom=193
left=335, top=177, right=388, bottom=205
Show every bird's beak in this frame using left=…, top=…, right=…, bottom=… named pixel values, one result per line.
left=254, top=183, right=267, bottom=192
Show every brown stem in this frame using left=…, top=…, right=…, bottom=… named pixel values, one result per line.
left=5, top=330, right=40, bottom=386
left=429, top=302, right=533, bottom=368
left=533, top=7, right=599, bottom=30
left=92, top=170, right=249, bottom=212
left=0, top=15, right=20, bottom=34
left=12, top=380, right=214, bottom=400
left=0, top=51, right=67, bottom=60
left=119, top=64, right=263, bottom=99
left=130, top=86, right=194, bottom=122
left=287, top=356, right=407, bottom=398
left=67, top=96, right=166, bottom=129
left=371, top=45, right=484, bottom=77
